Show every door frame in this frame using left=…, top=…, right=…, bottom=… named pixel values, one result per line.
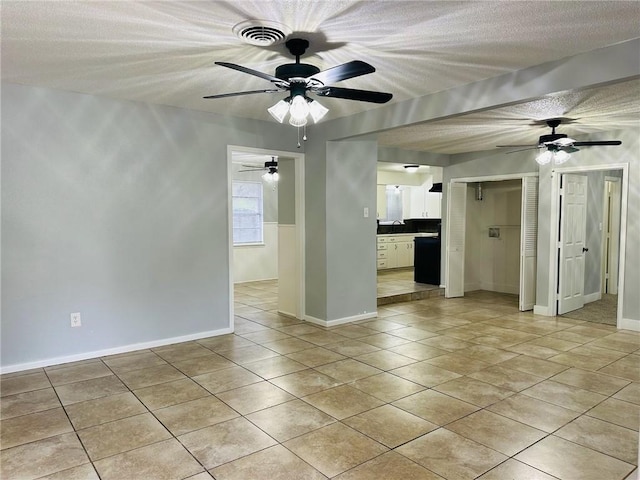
left=601, top=176, right=621, bottom=295
left=547, top=163, right=628, bottom=327
left=445, top=172, right=539, bottom=307
left=227, top=145, right=306, bottom=329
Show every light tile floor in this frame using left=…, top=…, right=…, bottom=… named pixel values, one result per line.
left=1, top=281, right=638, bottom=479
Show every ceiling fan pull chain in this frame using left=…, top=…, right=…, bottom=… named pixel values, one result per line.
left=303, top=125, right=307, bottom=142
left=297, top=126, right=301, bottom=148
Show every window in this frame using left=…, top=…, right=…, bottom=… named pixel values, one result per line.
left=232, top=181, right=263, bottom=244
left=386, top=185, right=404, bottom=222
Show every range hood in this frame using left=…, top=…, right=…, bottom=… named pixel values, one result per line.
left=429, top=182, right=442, bottom=193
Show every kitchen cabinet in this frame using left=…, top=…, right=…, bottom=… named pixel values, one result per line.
left=408, top=185, right=442, bottom=218
left=377, top=234, right=417, bottom=269
left=396, top=239, right=414, bottom=267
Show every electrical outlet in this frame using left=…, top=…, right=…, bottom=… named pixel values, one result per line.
left=70, top=312, right=82, bottom=327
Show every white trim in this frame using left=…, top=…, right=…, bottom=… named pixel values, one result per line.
left=451, top=172, right=538, bottom=184
left=228, top=145, right=306, bottom=321
left=227, top=146, right=235, bottom=332
left=547, top=163, right=628, bottom=330
left=305, top=311, right=377, bottom=327
left=619, top=318, right=640, bottom=332
left=0, top=327, right=234, bottom=374
left=584, top=292, right=602, bottom=304
left=534, top=304, right=552, bottom=316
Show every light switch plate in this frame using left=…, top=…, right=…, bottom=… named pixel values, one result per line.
left=364, top=207, right=369, bottom=218
left=70, top=312, right=82, bottom=327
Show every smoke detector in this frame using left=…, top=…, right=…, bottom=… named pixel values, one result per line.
left=233, top=20, right=291, bottom=46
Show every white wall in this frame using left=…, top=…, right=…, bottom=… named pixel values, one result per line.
left=233, top=223, right=278, bottom=283
left=464, top=181, right=521, bottom=294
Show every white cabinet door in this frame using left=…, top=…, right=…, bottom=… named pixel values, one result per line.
left=425, top=191, right=442, bottom=218
left=397, top=241, right=414, bottom=267
left=409, top=186, right=426, bottom=217
left=386, top=243, right=399, bottom=268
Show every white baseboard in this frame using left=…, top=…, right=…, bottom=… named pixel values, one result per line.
left=277, top=309, right=298, bottom=319
left=464, top=283, right=482, bottom=292
left=0, top=327, right=234, bottom=375
left=305, top=311, right=377, bottom=327
left=534, top=304, right=553, bottom=316
left=619, top=318, right=640, bottom=332
left=480, top=282, right=519, bottom=295
left=584, top=292, right=602, bottom=304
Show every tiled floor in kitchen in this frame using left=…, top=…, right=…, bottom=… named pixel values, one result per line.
left=1, top=278, right=638, bottom=479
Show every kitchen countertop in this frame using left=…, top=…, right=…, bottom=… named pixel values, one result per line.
left=377, top=232, right=438, bottom=238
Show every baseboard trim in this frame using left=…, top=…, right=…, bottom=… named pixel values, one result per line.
left=584, top=292, right=602, bottom=304
left=305, top=311, right=377, bottom=327
left=619, top=318, right=640, bottom=332
left=533, top=304, right=552, bottom=316
left=0, top=327, right=234, bottom=374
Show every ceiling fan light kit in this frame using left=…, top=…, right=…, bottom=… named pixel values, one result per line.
left=205, top=37, right=392, bottom=147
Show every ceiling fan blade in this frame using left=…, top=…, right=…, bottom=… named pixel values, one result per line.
left=573, top=140, right=622, bottom=146
left=239, top=168, right=265, bottom=172
left=203, top=89, right=279, bottom=99
left=316, top=86, right=392, bottom=103
left=215, top=62, right=287, bottom=85
left=496, top=144, right=538, bottom=148
left=502, top=146, right=541, bottom=154
left=307, top=60, right=375, bottom=85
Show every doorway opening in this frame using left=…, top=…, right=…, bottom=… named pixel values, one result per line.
left=227, top=145, right=306, bottom=329
left=445, top=174, right=538, bottom=312
left=551, top=165, right=627, bottom=328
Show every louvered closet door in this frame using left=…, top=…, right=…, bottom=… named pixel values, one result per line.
left=519, top=176, right=538, bottom=311
left=445, top=182, right=467, bottom=298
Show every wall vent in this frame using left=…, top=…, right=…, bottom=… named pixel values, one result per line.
left=233, top=20, right=291, bottom=46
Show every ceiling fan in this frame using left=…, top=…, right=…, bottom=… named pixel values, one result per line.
left=497, top=119, right=622, bottom=165
left=204, top=38, right=393, bottom=128
left=239, top=157, right=279, bottom=181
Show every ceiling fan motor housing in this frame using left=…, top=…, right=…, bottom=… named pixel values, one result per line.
left=275, top=63, right=320, bottom=81
left=538, top=133, right=567, bottom=146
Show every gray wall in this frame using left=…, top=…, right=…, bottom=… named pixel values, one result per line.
left=1, top=83, right=300, bottom=369
left=277, top=157, right=296, bottom=225
left=303, top=134, right=328, bottom=320
left=325, top=140, right=378, bottom=321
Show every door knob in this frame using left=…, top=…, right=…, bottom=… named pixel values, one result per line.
left=583, top=247, right=589, bottom=253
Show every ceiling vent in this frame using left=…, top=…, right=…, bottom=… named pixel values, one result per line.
left=233, top=20, right=291, bottom=46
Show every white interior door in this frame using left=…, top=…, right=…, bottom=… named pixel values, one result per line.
left=519, top=177, right=538, bottom=311
left=558, top=174, right=588, bottom=315
left=445, top=183, right=467, bottom=297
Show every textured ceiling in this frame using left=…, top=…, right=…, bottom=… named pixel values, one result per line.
left=2, top=1, right=639, bottom=154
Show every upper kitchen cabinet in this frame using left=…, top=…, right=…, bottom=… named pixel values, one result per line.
left=408, top=185, right=442, bottom=218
